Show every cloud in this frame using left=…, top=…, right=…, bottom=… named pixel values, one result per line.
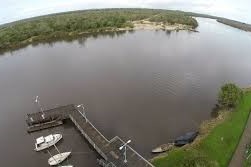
left=0, top=0, right=251, bottom=24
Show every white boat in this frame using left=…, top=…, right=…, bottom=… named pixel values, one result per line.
left=48, top=152, right=71, bottom=166
left=34, top=134, right=62, bottom=151
left=152, top=143, right=174, bottom=153
left=59, top=165, right=73, bottom=167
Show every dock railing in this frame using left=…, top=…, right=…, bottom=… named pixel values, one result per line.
left=26, top=104, right=155, bottom=167
left=69, top=114, right=108, bottom=161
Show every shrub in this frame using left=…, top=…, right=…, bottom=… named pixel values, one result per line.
left=218, top=83, right=243, bottom=109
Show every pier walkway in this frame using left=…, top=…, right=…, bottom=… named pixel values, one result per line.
left=26, top=104, right=154, bottom=167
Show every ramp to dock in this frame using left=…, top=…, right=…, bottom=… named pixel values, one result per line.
left=26, top=104, right=154, bottom=167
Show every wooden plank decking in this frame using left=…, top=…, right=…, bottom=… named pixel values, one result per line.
left=26, top=104, right=154, bottom=167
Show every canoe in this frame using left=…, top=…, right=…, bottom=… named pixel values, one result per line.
left=152, top=143, right=174, bottom=153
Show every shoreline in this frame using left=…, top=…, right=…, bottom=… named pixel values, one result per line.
left=150, top=110, right=229, bottom=162
left=119, top=20, right=198, bottom=32
left=217, top=19, right=251, bottom=32
left=0, top=21, right=197, bottom=54
left=152, top=89, right=251, bottom=167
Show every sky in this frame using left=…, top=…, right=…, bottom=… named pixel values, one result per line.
left=1, top=0, right=251, bottom=25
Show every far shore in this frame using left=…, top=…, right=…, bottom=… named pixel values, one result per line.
left=0, top=20, right=197, bottom=54
left=1, top=8, right=251, bottom=55
left=118, top=20, right=198, bottom=32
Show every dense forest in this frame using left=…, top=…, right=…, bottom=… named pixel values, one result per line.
left=0, top=9, right=198, bottom=52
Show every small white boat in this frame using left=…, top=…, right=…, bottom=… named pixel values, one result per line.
left=35, top=134, right=62, bottom=151
left=59, top=165, right=73, bottom=167
left=152, top=143, right=174, bottom=153
left=48, top=152, right=71, bottom=166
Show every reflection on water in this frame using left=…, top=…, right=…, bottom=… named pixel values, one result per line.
left=31, top=30, right=128, bottom=49
left=0, top=18, right=251, bottom=166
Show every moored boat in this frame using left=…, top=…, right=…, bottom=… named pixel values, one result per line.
left=174, top=131, right=198, bottom=147
left=152, top=143, right=174, bottom=153
left=48, top=152, right=71, bottom=166
left=34, top=134, right=62, bottom=151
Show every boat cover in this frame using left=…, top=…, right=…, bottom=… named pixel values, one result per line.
left=36, top=136, right=45, bottom=144
left=45, top=134, right=54, bottom=143
left=174, top=131, right=198, bottom=146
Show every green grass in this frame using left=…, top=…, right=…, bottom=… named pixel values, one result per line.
left=153, top=91, right=251, bottom=167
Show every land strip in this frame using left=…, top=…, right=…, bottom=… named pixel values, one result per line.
left=228, top=109, right=251, bottom=167
left=0, top=9, right=198, bottom=54
left=152, top=91, right=251, bottom=167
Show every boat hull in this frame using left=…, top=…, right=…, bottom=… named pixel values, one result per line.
left=35, top=134, right=62, bottom=151
left=152, top=143, right=174, bottom=153
left=48, top=152, right=71, bottom=166
left=174, top=131, right=198, bottom=147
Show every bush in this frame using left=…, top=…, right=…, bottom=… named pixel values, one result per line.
left=218, top=83, right=243, bottom=109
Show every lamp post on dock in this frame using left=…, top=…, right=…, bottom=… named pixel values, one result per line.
left=119, top=139, right=131, bottom=163
left=35, top=96, right=45, bottom=119
left=77, top=104, right=87, bottom=122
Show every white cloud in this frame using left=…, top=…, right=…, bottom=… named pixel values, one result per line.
left=0, top=0, right=251, bottom=24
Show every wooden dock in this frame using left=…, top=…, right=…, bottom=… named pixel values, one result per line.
left=26, top=104, right=155, bottom=167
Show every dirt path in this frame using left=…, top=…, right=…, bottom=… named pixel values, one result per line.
left=228, top=112, right=251, bottom=167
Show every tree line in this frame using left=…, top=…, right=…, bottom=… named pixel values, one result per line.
left=0, top=9, right=198, bottom=52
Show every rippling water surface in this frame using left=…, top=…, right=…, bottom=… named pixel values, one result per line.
left=0, top=18, right=251, bottom=166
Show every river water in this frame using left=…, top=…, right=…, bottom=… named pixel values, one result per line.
left=0, top=18, right=251, bottom=166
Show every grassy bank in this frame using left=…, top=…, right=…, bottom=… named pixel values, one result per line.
left=0, top=9, right=198, bottom=53
left=153, top=91, right=251, bottom=167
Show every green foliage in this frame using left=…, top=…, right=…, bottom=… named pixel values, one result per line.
left=153, top=91, right=251, bottom=167
left=149, top=12, right=198, bottom=28
left=153, top=149, right=217, bottom=167
left=0, top=9, right=198, bottom=52
left=218, top=83, right=243, bottom=109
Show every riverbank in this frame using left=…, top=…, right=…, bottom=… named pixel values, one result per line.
left=0, top=9, right=198, bottom=54
left=0, top=22, right=196, bottom=54
left=126, top=20, right=196, bottom=31
left=1, top=8, right=251, bottom=54
left=217, top=19, right=251, bottom=32
left=180, top=11, right=251, bottom=33
left=152, top=90, right=251, bottom=167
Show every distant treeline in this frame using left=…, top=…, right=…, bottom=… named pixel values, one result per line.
left=0, top=9, right=198, bottom=52
left=2, top=8, right=250, bottom=54
left=181, top=11, right=251, bottom=32
left=149, top=11, right=198, bottom=27
left=217, top=18, right=251, bottom=32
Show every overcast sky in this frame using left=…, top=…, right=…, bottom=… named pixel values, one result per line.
left=1, top=0, right=251, bottom=25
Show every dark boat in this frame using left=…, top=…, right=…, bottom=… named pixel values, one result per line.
left=174, top=131, right=198, bottom=147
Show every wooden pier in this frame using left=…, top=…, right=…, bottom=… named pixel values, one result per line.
left=26, top=104, right=155, bottom=167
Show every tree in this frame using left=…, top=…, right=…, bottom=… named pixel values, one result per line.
left=218, top=83, right=243, bottom=109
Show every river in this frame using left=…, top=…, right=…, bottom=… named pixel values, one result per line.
left=0, top=18, right=251, bottom=166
